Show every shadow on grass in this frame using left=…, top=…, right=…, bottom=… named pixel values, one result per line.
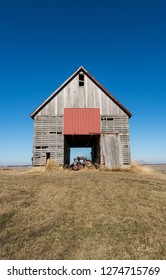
left=0, top=210, right=16, bottom=230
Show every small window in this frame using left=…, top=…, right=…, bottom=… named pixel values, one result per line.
left=79, top=74, right=84, bottom=86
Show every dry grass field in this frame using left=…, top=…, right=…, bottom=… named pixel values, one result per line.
left=0, top=164, right=166, bottom=260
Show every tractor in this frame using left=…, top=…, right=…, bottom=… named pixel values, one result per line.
left=72, top=156, right=92, bottom=171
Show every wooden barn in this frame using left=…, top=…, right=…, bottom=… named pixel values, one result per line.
left=30, top=66, right=132, bottom=168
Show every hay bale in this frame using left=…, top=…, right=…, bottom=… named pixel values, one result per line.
left=45, top=160, right=63, bottom=172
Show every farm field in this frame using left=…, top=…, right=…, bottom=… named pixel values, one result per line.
left=149, top=164, right=166, bottom=174
left=0, top=166, right=166, bottom=260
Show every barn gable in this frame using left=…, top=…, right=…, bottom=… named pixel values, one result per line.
left=30, top=66, right=132, bottom=119
left=30, top=66, right=132, bottom=167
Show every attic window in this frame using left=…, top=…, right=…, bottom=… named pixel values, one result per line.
left=79, top=74, right=84, bottom=86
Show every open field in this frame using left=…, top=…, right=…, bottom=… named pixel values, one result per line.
left=148, top=164, right=166, bottom=174
left=0, top=166, right=166, bottom=260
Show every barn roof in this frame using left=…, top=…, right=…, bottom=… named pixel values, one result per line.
left=30, top=66, right=132, bottom=119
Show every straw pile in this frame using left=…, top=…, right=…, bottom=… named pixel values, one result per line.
left=121, top=161, right=156, bottom=174
left=45, top=160, right=63, bottom=172
left=99, top=161, right=156, bottom=174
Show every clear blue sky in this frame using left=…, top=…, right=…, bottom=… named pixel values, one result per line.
left=0, top=0, right=166, bottom=165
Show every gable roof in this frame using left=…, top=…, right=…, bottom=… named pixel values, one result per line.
left=30, top=66, right=132, bottom=119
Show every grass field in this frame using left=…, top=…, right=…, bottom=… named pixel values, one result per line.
left=0, top=165, right=166, bottom=260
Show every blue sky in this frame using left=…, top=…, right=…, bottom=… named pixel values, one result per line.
left=0, top=0, right=166, bottom=165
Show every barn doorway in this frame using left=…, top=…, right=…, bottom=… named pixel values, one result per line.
left=64, top=135, right=100, bottom=166
left=70, top=147, right=92, bottom=164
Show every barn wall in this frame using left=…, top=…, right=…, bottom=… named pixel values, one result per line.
left=102, top=134, right=123, bottom=168
left=101, top=115, right=131, bottom=164
left=33, top=115, right=63, bottom=166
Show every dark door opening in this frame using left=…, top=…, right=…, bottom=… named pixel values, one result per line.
left=46, top=152, right=50, bottom=164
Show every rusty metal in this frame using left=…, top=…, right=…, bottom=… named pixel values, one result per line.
left=72, top=156, right=92, bottom=171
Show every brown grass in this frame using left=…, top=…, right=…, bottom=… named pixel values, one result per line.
left=97, top=161, right=157, bottom=175
left=0, top=167, right=166, bottom=260
left=122, top=161, right=157, bottom=174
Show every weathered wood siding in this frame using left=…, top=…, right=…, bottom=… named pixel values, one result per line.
left=36, top=73, right=127, bottom=116
left=101, top=115, right=131, bottom=164
left=102, top=134, right=123, bottom=168
left=33, top=115, right=63, bottom=166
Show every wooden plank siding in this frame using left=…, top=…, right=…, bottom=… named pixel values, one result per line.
left=33, top=115, right=63, bottom=166
left=101, top=116, right=131, bottom=165
left=36, top=73, right=127, bottom=116
left=102, top=134, right=123, bottom=168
